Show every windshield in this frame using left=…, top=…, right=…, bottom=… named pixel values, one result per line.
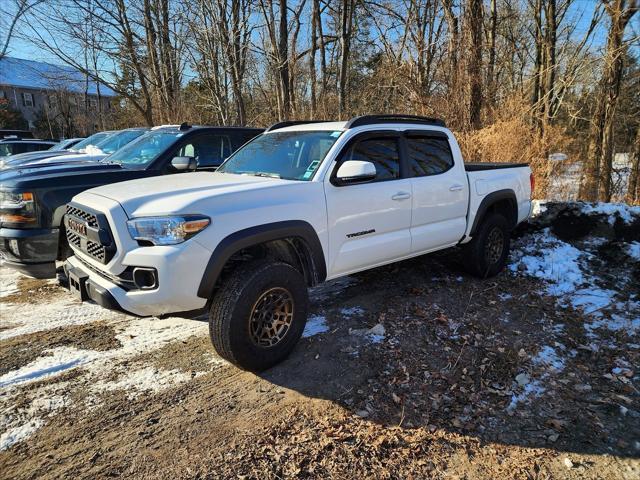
left=95, top=129, right=146, bottom=154
left=218, top=130, right=341, bottom=180
left=71, top=132, right=112, bottom=152
left=105, top=130, right=182, bottom=169
left=50, top=139, right=72, bottom=151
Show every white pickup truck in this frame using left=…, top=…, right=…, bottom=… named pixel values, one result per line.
left=64, top=115, right=532, bottom=370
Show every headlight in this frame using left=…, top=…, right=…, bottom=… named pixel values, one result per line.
left=0, top=191, right=38, bottom=225
left=127, top=215, right=210, bottom=245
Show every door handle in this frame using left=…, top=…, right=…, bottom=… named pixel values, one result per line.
left=391, top=191, right=411, bottom=201
left=449, top=184, right=464, bottom=191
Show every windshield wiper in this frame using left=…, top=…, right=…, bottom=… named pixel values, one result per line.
left=242, top=171, right=281, bottom=178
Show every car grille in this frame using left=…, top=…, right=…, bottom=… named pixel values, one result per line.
left=65, top=203, right=115, bottom=264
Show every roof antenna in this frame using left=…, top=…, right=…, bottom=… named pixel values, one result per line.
left=179, top=122, right=191, bottom=131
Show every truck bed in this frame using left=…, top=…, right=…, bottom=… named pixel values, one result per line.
left=465, top=162, right=529, bottom=171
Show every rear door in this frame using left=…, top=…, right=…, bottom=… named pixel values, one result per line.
left=405, top=131, right=469, bottom=252
left=325, top=132, right=413, bottom=276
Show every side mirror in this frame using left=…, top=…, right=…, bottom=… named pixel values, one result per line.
left=171, top=156, right=197, bottom=171
left=335, top=160, right=377, bottom=184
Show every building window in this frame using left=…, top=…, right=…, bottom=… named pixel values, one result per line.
left=22, top=92, right=34, bottom=107
left=0, top=91, right=5, bottom=99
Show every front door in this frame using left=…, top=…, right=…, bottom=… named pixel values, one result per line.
left=325, top=133, right=412, bottom=277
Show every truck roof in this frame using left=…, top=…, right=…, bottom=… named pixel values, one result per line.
left=265, top=115, right=447, bottom=134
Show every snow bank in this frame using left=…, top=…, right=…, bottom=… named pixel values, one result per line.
left=579, top=202, right=640, bottom=225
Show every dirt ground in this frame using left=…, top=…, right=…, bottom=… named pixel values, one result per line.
left=1, top=202, right=639, bottom=479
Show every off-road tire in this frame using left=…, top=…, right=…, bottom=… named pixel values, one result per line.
left=209, top=260, right=309, bottom=371
left=462, top=213, right=510, bottom=278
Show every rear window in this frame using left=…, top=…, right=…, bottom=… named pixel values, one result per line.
left=407, top=137, right=454, bottom=176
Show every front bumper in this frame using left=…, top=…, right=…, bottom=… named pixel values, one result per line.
left=0, top=227, right=59, bottom=278
left=65, top=240, right=210, bottom=317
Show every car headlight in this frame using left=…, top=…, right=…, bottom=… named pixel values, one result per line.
left=126, top=215, right=210, bottom=245
left=0, top=191, right=38, bottom=225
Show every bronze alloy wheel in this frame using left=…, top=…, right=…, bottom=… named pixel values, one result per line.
left=249, top=287, right=295, bottom=348
left=485, top=227, right=505, bottom=265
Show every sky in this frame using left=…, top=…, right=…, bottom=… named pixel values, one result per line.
left=1, top=0, right=630, bottom=72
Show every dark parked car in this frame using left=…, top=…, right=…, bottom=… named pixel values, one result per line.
left=0, top=124, right=263, bottom=278
left=0, top=139, right=57, bottom=157
left=0, top=129, right=34, bottom=139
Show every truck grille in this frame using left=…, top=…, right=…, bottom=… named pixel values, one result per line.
left=66, top=205, right=99, bottom=228
left=64, top=203, right=116, bottom=264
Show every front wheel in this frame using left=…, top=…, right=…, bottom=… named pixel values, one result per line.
left=208, top=260, right=309, bottom=371
left=462, top=213, right=510, bottom=278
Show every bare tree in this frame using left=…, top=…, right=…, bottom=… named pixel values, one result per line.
left=581, top=0, right=638, bottom=201
left=0, top=0, right=44, bottom=58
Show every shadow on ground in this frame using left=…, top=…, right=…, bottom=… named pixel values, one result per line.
left=261, top=218, right=639, bottom=459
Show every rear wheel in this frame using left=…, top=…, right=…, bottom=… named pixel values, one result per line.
left=208, top=260, right=309, bottom=371
left=462, top=213, right=510, bottom=278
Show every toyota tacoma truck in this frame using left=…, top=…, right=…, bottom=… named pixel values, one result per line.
left=0, top=124, right=262, bottom=278
left=64, top=115, right=533, bottom=371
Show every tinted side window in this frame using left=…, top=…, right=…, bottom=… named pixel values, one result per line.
left=345, top=138, right=400, bottom=181
left=408, top=137, right=453, bottom=176
left=177, top=134, right=232, bottom=168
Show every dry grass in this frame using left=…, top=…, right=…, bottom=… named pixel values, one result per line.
left=456, top=100, right=572, bottom=199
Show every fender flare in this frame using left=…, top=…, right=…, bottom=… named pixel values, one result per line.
left=197, top=220, right=327, bottom=299
left=469, top=189, right=518, bottom=236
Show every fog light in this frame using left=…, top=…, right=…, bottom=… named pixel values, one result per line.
left=132, top=267, right=158, bottom=289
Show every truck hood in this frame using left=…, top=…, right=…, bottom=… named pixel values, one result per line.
left=85, top=172, right=292, bottom=217
left=1, top=152, right=107, bottom=170
left=0, top=150, right=74, bottom=169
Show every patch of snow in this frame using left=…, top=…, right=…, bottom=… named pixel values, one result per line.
left=0, top=299, right=114, bottom=341
left=507, top=380, right=546, bottom=412
left=92, top=367, right=194, bottom=399
left=533, top=346, right=565, bottom=372
left=511, top=229, right=585, bottom=295
left=628, top=242, right=640, bottom=261
left=303, top=315, right=329, bottom=338
left=340, top=306, right=364, bottom=317
left=0, top=350, right=92, bottom=387
left=0, top=317, right=209, bottom=389
left=531, top=200, right=547, bottom=216
left=579, top=202, right=640, bottom=225
left=0, top=418, right=44, bottom=451
left=350, top=323, right=385, bottom=344
left=585, top=314, right=640, bottom=337
left=498, top=293, right=513, bottom=301
left=0, top=264, right=21, bottom=298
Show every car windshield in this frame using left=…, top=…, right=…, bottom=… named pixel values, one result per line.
left=217, top=130, right=342, bottom=180
left=104, top=130, right=182, bottom=169
left=95, top=129, right=146, bottom=154
left=49, top=140, right=71, bottom=151
left=71, top=132, right=112, bottom=152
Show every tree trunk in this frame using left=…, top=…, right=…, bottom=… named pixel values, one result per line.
left=466, top=0, right=483, bottom=130
left=309, top=0, right=319, bottom=117
left=278, top=0, right=290, bottom=119
left=581, top=0, right=636, bottom=201
left=627, top=129, right=640, bottom=204
left=338, top=0, right=354, bottom=116
left=487, top=0, right=497, bottom=107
